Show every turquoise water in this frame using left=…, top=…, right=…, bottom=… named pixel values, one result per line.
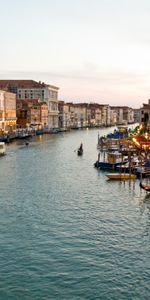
left=0, top=128, right=150, bottom=300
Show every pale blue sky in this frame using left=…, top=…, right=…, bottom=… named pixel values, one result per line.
left=1, top=0, right=150, bottom=107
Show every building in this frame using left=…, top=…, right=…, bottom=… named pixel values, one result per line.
left=110, top=106, right=134, bottom=125
left=58, top=101, right=113, bottom=129
left=98, top=104, right=110, bottom=126
left=133, top=108, right=140, bottom=124
left=0, top=80, right=59, bottom=129
left=58, top=101, right=71, bottom=129
left=140, top=99, right=150, bottom=131
left=0, top=90, right=16, bottom=133
left=17, top=99, right=48, bottom=128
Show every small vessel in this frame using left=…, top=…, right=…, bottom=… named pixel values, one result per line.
left=77, top=148, right=83, bottom=156
left=106, top=173, right=137, bottom=180
left=139, top=181, right=150, bottom=192
left=0, top=142, right=6, bottom=156
left=94, top=151, right=128, bottom=170
left=77, top=143, right=83, bottom=156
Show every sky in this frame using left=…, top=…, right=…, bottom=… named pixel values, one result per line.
left=1, top=0, right=150, bottom=107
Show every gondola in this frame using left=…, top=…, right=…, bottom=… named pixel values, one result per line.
left=77, top=148, right=83, bottom=156
left=77, top=143, right=83, bottom=156
left=139, top=181, right=150, bottom=192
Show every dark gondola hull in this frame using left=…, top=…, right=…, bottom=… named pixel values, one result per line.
left=77, top=149, right=83, bottom=156
left=94, top=160, right=127, bottom=170
left=139, top=182, right=150, bottom=192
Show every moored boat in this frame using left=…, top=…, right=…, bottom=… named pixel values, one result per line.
left=139, top=181, right=150, bottom=192
left=106, top=173, right=137, bottom=180
left=94, top=160, right=127, bottom=169
left=94, top=151, right=128, bottom=170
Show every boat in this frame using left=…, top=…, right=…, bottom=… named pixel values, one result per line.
left=77, top=148, right=83, bottom=156
left=139, top=181, right=150, bottom=192
left=0, top=142, right=6, bottom=156
left=77, top=143, right=83, bottom=156
left=106, top=173, right=137, bottom=180
left=94, top=160, right=127, bottom=170
left=94, top=151, right=128, bottom=170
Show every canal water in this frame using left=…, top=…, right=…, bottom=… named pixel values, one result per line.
left=0, top=127, right=150, bottom=300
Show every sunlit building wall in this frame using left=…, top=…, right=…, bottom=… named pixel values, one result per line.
left=0, top=80, right=59, bottom=129
left=0, top=90, right=16, bottom=133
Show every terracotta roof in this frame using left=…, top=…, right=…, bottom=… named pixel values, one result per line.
left=0, top=80, right=59, bottom=90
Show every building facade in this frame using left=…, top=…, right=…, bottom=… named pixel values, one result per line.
left=0, top=90, right=16, bottom=133
left=17, top=99, right=48, bottom=128
left=58, top=102, right=111, bottom=129
left=140, top=99, right=150, bottom=131
left=0, top=80, right=59, bottom=129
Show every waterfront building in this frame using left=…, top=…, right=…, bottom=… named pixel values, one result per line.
left=59, top=102, right=74, bottom=129
left=75, top=103, right=91, bottom=127
left=65, top=103, right=93, bottom=128
left=122, top=106, right=134, bottom=124
left=111, top=106, right=124, bottom=125
left=0, top=80, right=59, bottom=129
left=87, top=103, right=102, bottom=127
left=110, top=108, right=117, bottom=125
left=0, top=90, right=16, bottom=133
left=59, top=102, right=88, bottom=129
left=111, top=106, right=134, bottom=125
left=133, top=108, right=140, bottom=124
left=17, top=99, right=48, bottom=129
left=59, top=101, right=136, bottom=130
left=140, top=99, right=150, bottom=131
left=70, top=103, right=107, bottom=128
left=98, top=104, right=110, bottom=126
left=73, top=104, right=87, bottom=128
left=58, top=101, right=64, bottom=129
left=58, top=102, right=112, bottom=129
left=67, top=103, right=76, bottom=128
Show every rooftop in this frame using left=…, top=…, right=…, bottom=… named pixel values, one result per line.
left=0, top=80, right=59, bottom=90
